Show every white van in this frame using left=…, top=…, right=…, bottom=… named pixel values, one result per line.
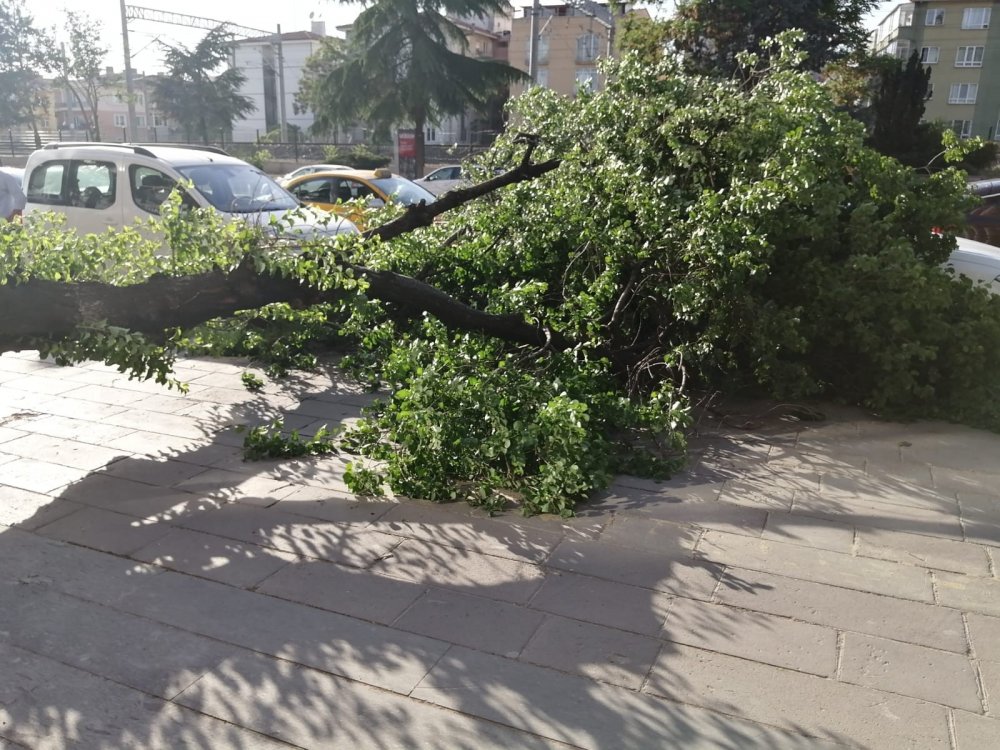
left=23, top=142, right=357, bottom=239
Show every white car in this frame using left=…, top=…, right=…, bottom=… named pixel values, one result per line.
left=414, top=164, right=466, bottom=196
left=0, top=166, right=24, bottom=185
left=279, top=163, right=353, bottom=185
left=947, top=236, right=1000, bottom=294
left=23, top=143, right=357, bottom=240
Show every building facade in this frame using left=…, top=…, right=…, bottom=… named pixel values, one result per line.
left=230, top=26, right=329, bottom=142
left=507, top=2, right=643, bottom=99
left=873, top=1, right=1000, bottom=139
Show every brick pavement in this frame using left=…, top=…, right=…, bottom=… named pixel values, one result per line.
left=0, top=351, right=998, bottom=748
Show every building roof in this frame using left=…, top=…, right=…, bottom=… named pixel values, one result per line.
left=236, top=30, right=326, bottom=44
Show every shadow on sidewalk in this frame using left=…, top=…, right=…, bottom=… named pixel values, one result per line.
left=0, top=362, right=972, bottom=748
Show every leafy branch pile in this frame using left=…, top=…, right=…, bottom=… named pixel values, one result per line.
left=6, top=38, right=1000, bottom=515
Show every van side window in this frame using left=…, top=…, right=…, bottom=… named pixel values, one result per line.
left=129, top=165, right=183, bottom=214
left=71, top=161, right=116, bottom=210
left=26, top=161, right=69, bottom=205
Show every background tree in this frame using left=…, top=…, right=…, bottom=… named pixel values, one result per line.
left=151, top=27, right=255, bottom=145
left=666, top=0, right=878, bottom=75
left=867, top=50, right=932, bottom=159
left=617, top=13, right=672, bottom=66
left=298, top=0, right=526, bottom=177
left=55, top=11, right=109, bottom=141
left=0, top=0, right=54, bottom=138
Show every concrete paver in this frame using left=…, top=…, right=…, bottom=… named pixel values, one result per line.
left=838, top=632, right=983, bottom=711
left=953, top=710, right=1000, bottom=749
left=662, top=596, right=839, bottom=676
left=713, top=566, right=969, bottom=653
left=3, top=350, right=1000, bottom=748
left=645, top=643, right=951, bottom=749
left=518, top=614, right=661, bottom=689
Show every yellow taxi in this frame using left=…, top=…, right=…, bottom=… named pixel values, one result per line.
left=283, top=168, right=436, bottom=228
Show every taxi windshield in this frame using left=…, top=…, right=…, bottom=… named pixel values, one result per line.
left=371, top=177, right=436, bottom=206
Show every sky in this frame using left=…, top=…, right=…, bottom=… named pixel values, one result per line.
left=30, top=0, right=361, bottom=75
left=29, top=0, right=905, bottom=76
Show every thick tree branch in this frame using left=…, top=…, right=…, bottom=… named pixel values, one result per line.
left=0, top=144, right=567, bottom=354
left=366, top=152, right=561, bottom=242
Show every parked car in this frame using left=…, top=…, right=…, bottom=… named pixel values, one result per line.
left=279, top=163, right=353, bottom=185
left=23, top=143, right=357, bottom=241
left=284, top=167, right=435, bottom=228
left=414, top=164, right=466, bottom=196
left=0, top=166, right=24, bottom=186
left=946, top=235, right=1000, bottom=294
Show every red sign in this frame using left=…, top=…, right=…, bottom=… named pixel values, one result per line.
left=398, top=130, right=416, bottom=158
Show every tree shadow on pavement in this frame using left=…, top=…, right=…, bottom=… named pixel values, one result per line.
left=0, top=355, right=983, bottom=748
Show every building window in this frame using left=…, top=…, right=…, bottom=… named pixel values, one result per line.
left=921, top=46, right=940, bottom=63
left=962, top=7, right=991, bottom=28
left=134, top=115, right=146, bottom=128
left=577, top=32, right=599, bottom=62
left=949, top=83, right=979, bottom=104
left=926, top=8, right=945, bottom=25
left=575, top=67, right=598, bottom=93
left=113, top=113, right=127, bottom=128
left=951, top=119, right=973, bottom=139
left=534, top=34, right=549, bottom=65
left=900, top=8, right=914, bottom=26
left=425, top=126, right=436, bottom=142
left=891, top=39, right=911, bottom=59
left=956, top=45, right=985, bottom=66
left=153, top=113, right=167, bottom=127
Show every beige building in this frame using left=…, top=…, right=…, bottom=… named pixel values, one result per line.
left=508, top=2, right=644, bottom=98
left=873, top=1, right=1000, bottom=139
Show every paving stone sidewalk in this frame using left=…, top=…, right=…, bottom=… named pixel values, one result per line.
left=0, top=350, right=998, bottom=749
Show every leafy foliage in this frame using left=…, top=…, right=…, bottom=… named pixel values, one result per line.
left=0, top=0, right=52, bottom=129
left=335, top=36, right=1000, bottom=514
left=54, top=11, right=108, bottom=141
left=297, top=0, right=526, bottom=175
left=242, top=420, right=339, bottom=460
left=339, top=321, right=687, bottom=516
left=666, top=0, right=878, bottom=75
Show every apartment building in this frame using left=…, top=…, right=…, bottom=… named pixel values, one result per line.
left=508, top=2, right=641, bottom=98
left=873, top=1, right=1000, bottom=139
left=47, top=71, right=171, bottom=142
left=230, top=25, right=331, bottom=142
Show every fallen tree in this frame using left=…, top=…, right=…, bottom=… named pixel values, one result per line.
left=4, top=37, right=999, bottom=515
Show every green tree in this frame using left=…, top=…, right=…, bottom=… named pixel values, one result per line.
left=617, top=13, right=672, bottom=65
left=666, top=0, right=878, bottom=75
left=151, top=27, right=255, bottom=145
left=867, top=51, right=932, bottom=160
left=55, top=11, right=109, bottom=141
left=298, top=0, right=526, bottom=176
left=0, top=0, right=53, bottom=134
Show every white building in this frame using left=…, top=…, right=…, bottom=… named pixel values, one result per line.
left=230, top=24, right=329, bottom=142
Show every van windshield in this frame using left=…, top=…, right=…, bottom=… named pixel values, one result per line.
left=177, top=164, right=299, bottom=213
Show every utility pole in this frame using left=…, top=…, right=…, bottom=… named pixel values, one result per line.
left=119, top=0, right=138, bottom=141
left=527, top=0, right=540, bottom=83
left=276, top=25, right=288, bottom=141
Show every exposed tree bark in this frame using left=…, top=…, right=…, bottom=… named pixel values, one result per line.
left=0, top=147, right=566, bottom=354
